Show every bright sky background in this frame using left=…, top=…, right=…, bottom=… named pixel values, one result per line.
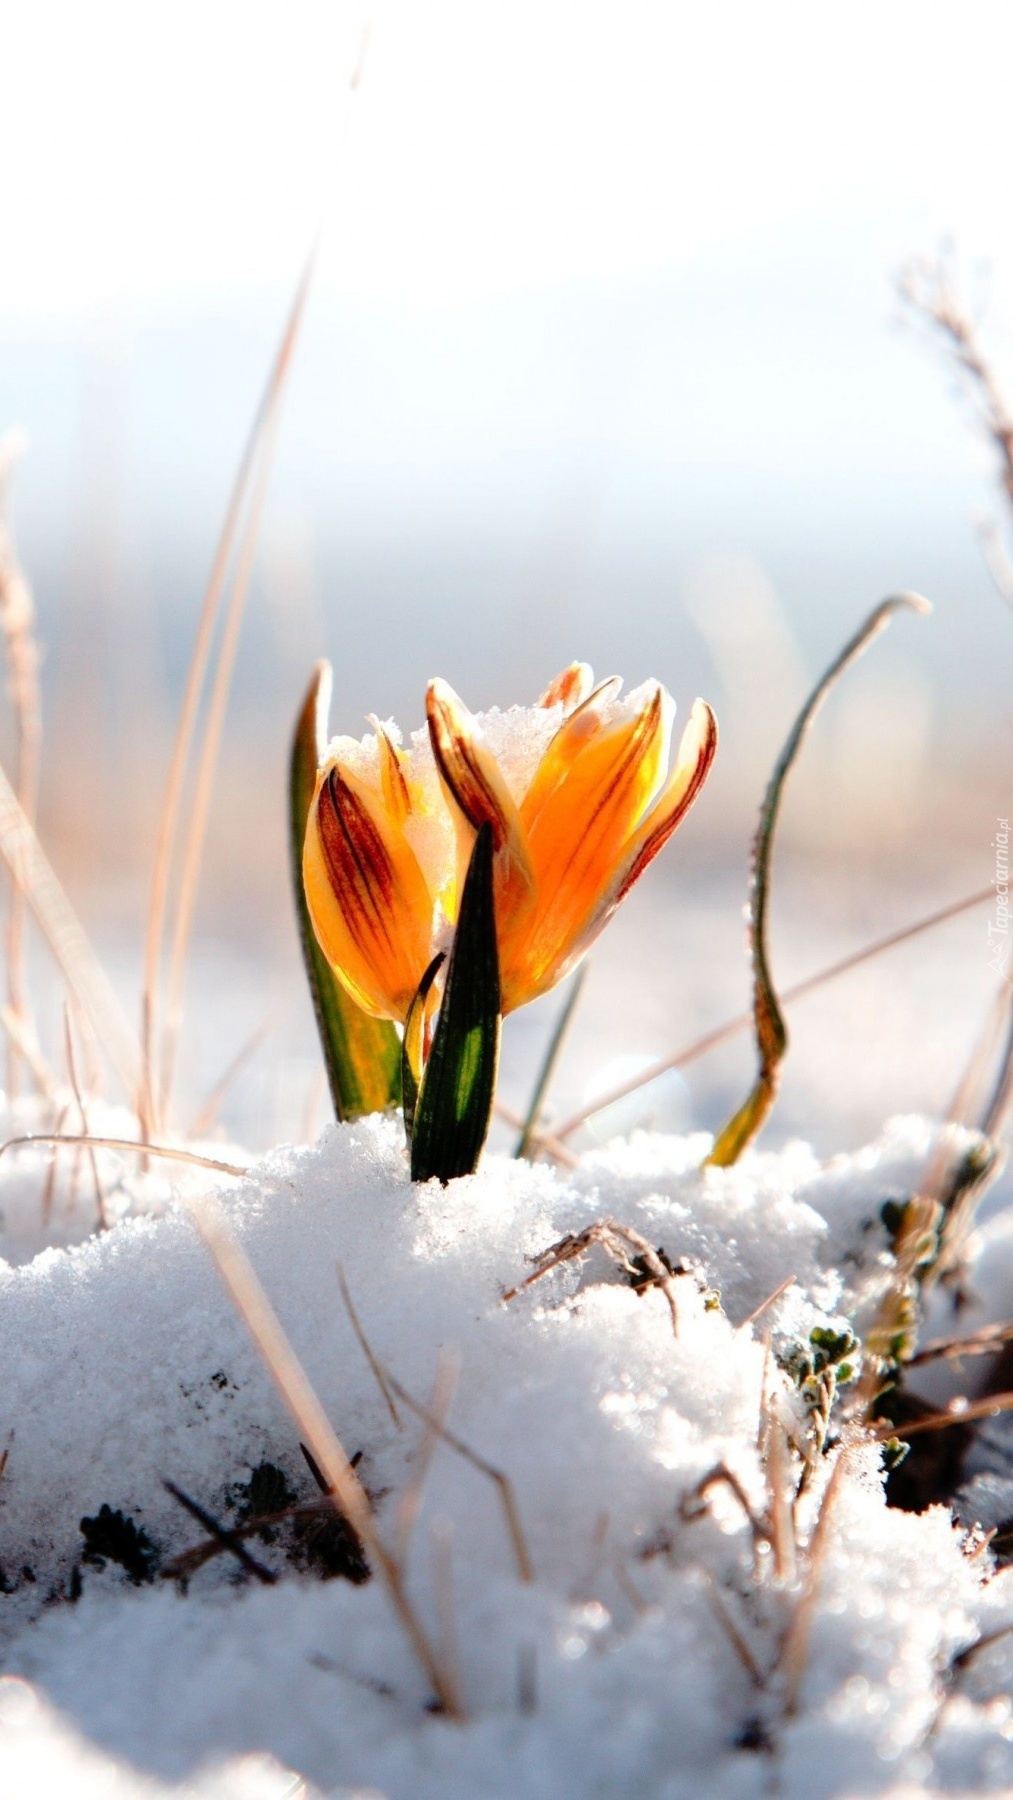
left=4, top=0, right=1013, bottom=312
left=3, top=0, right=1012, bottom=796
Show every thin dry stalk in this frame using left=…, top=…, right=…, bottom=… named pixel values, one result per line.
left=0, top=1003, right=55, bottom=1097
left=395, top=1351, right=458, bottom=1567
left=385, top=1365, right=535, bottom=1586
left=0, top=1133, right=249, bottom=1178
left=162, top=1493, right=353, bottom=1581
left=706, top=1573, right=766, bottom=1687
left=338, top=1270, right=534, bottom=1586
left=40, top=1100, right=71, bottom=1227
left=900, top=256, right=1013, bottom=608
left=870, top=1391, right=1013, bottom=1441
left=907, top=1319, right=1013, bottom=1369
left=163, top=1478, right=276, bottom=1585
left=504, top=1219, right=689, bottom=1336
left=763, top=1403, right=796, bottom=1586
left=188, top=1017, right=272, bottom=1138
left=0, top=437, right=43, bottom=1096
left=63, top=1007, right=107, bottom=1231
left=550, top=886, right=993, bottom=1143
left=430, top=1519, right=463, bottom=1712
left=337, top=1262, right=402, bottom=1429
left=142, top=257, right=313, bottom=1138
left=186, top=1193, right=463, bottom=1716
left=737, top=1275, right=796, bottom=1332
left=0, top=757, right=142, bottom=1097
left=778, top=1450, right=848, bottom=1718
left=680, top=1463, right=772, bottom=1550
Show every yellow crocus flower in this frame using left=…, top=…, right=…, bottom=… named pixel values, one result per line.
left=303, top=665, right=717, bottom=1023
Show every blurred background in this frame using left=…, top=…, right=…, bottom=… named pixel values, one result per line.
left=0, top=0, right=1011, bottom=1157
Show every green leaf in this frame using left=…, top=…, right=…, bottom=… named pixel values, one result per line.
left=411, top=823, right=501, bottom=1183
left=289, top=662, right=401, bottom=1121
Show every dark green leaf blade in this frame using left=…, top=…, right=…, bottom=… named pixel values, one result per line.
left=411, top=823, right=501, bottom=1183
left=290, top=661, right=401, bottom=1121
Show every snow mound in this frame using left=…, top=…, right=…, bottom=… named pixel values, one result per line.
left=0, top=1111, right=1010, bottom=1797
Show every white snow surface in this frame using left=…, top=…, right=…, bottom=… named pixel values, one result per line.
left=0, top=1101, right=1011, bottom=1798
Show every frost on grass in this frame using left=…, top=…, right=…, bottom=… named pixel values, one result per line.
left=0, top=1107, right=1011, bottom=1797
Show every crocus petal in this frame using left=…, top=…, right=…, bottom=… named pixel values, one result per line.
left=616, top=699, right=718, bottom=902
left=520, top=675, right=625, bottom=839
left=369, top=715, right=413, bottom=829
left=426, top=677, right=534, bottom=903
left=499, top=685, right=670, bottom=1010
left=303, top=762, right=433, bottom=1022
left=538, top=662, right=595, bottom=713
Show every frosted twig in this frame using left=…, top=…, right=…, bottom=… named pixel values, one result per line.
left=504, top=1219, right=691, bottom=1336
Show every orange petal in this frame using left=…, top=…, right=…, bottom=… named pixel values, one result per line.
left=615, top=700, right=718, bottom=902
left=520, top=675, right=624, bottom=839
left=426, top=678, right=534, bottom=905
left=500, top=685, right=670, bottom=1009
left=303, top=763, right=433, bottom=1022
left=369, top=715, right=412, bottom=828
left=537, top=662, right=595, bottom=713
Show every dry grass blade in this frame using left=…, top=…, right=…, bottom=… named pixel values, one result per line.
left=63, top=1006, right=108, bottom=1231
left=187, top=1193, right=463, bottom=1716
left=384, top=1365, right=535, bottom=1586
left=550, top=884, right=991, bottom=1144
left=163, top=1478, right=276, bottom=1585
left=0, top=757, right=142, bottom=1097
left=337, top=1268, right=533, bottom=1583
left=0, top=1002, right=55, bottom=1097
left=706, top=593, right=931, bottom=1167
left=870, top=1391, right=1013, bottom=1441
left=0, top=1133, right=249, bottom=1178
left=139, top=258, right=312, bottom=1136
left=0, top=437, right=43, bottom=1096
left=706, top=1573, right=766, bottom=1687
left=907, top=1319, right=1013, bottom=1369
left=926, top=981, right=1013, bottom=1290
left=514, top=967, right=586, bottom=1159
left=187, top=1016, right=272, bottom=1138
left=981, top=980, right=1013, bottom=1141
left=778, top=1450, right=848, bottom=1718
left=505, top=1218, right=691, bottom=1337
left=153, top=256, right=315, bottom=1129
left=337, top=1262, right=402, bottom=1429
left=395, top=1353, right=458, bottom=1567
left=900, top=256, right=1013, bottom=610
left=737, top=1275, right=796, bottom=1332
